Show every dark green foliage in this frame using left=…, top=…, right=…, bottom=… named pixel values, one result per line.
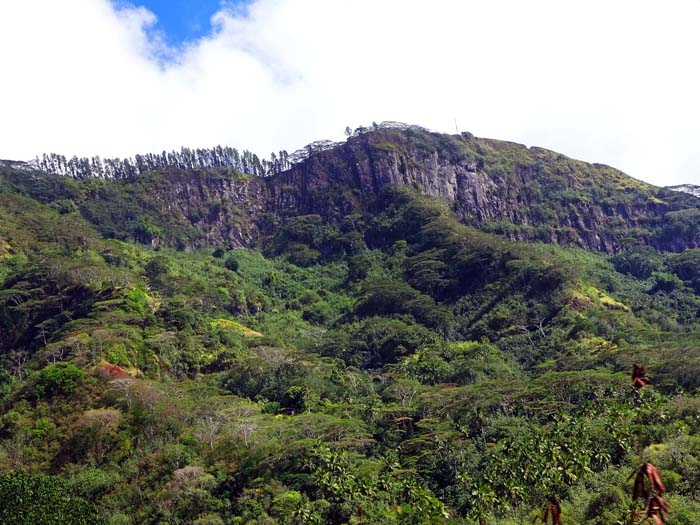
left=144, top=255, right=171, bottom=281
left=223, top=254, right=239, bottom=271
left=266, top=214, right=350, bottom=265
left=353, top=278, right=451, bottom=329
left=660, top=209, right=700, bottom=246
left=51, top=199, right=78, bottom=214
left=318, top=316, right=434, bottom=369
left=667, top=249, right=700, bottom=290
left=611, top=246, right=663, bottom=279
left=651, top=272, right=683, bottom=293
left=0, top=471, right=103, bottom=524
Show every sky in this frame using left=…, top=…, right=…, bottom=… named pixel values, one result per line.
left=0, top=0, right=699, bottom=187
left=120, top=0, right=236, bottom=46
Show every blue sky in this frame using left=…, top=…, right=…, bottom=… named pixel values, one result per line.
left=129, top=0, right=246, bottom=45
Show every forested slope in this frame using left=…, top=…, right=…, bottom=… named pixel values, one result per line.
left=1, top=138, right=700, bottom=523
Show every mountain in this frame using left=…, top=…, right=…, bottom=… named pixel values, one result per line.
left=264, top=128, right=700, bottom=253
left=5, top=126, right=700, bottom=254
left=1, top=126, right=700, bottom=524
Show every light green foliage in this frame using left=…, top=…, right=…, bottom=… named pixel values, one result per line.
left=34, top=363, right=84, bottom=398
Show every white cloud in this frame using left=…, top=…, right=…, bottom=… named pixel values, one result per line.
left=1, top=0, right=699, bottom=186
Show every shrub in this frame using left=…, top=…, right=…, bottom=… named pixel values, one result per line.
left=224, top=255, right=239, bottom=272
left=34, top=363, right=84, bottom=398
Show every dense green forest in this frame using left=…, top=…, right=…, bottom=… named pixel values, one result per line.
left=2, top=139, right=700, bottom=524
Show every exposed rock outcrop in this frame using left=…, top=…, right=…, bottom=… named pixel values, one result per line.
left=7, top=127, right=699, bottom=253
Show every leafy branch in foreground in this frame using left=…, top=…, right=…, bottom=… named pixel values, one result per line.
left=629, top=462, right=670, bottom=525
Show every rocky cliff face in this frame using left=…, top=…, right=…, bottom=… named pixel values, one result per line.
left=123, top=127, right=700, bottom=253
left=7, top=127, right=699, bottom=253
left=248, top=128, right=699, bottom=253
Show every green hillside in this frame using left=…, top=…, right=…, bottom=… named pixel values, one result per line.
left=1, top=149, right=700, bottom=524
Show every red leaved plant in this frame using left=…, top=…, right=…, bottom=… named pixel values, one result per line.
left=95, top=363, right=130, bottom=381
left=629, top=462, right=670, bottom=525
left=542, top=498, right=562, bottom=525
left=632, top=364, right=651, bottom=389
